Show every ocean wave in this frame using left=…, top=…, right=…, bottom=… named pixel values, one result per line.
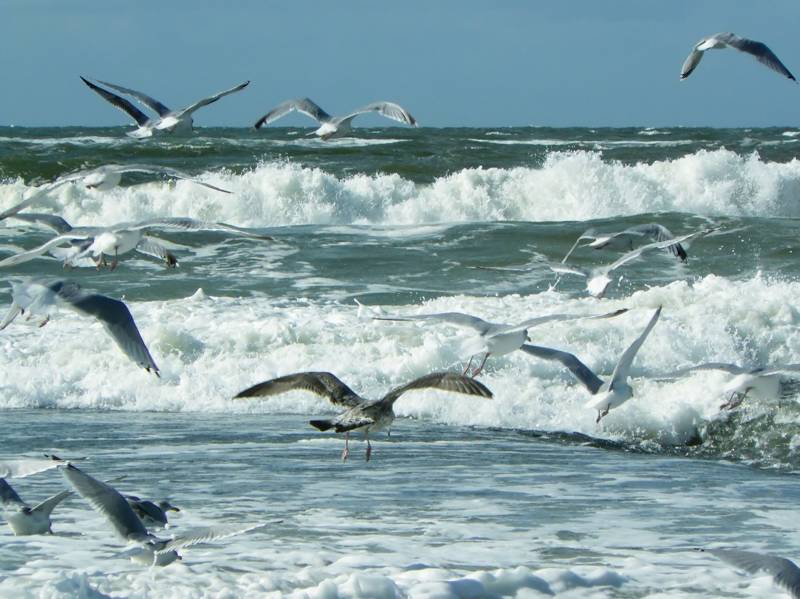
left=1, top=274, right=798, bottom=466
left=2, top=149, right=800, bottom=227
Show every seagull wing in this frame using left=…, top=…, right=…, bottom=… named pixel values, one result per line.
left=135, top=238, right=178, bottom=267
left=338, top=101, right=418, bottom=127
left=720, top=33, right=797, bottom=82
left=0, top=457, right=65, bottom=479
left=680, top=45, right=705, bottom=80
left=520, top=344, right=604, bottom=394
left=0, top=234, right=92, bottom=267
left=494, top=309, right=627, bottom=336
left=129, top=217, right=273, bottom=240
left=374, top=312, right=496, bottom=336
left=380, top=372, right=492, bottom=406
left=233, top=372, right=363, bottom=407
left=0, top=479, right=25, bottom=507
left=108, top=164, right=231, bottom=194
left=618, top=223, right=688, bottom=261
left=664, top=362, right=750, bottom=379
left=158, top=522, right=266, bottom=553
left=0, top=179, right=73, bottom=221
left=603, top=230, right=704, bottom=275
left=561, top=228, right=596, bottom=263
left=760, top=364, right=800, bottom=377
left=254, top=98, right=332, bottom=128
left=8, top=213, right=74, bottom=234
left=53, top=281, right=160, bottom=376
left=707, top=548, right=800, bottom=599
left=95, top=80, right=171, bottom=116
left=31, top=490, right=73, bottom=518
left=80, top=77, right=151, bottom=127
left=175, top=80, right=250, bottom=118
left=609, top=306, right=662, bottom=389
left=59, top=463, right=150, bottom=542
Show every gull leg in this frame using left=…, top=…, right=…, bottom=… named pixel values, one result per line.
left=596, top=406, right=610, bottom=423
left=721, top=390, right=749, bottom=411
left=110, top=248, right=119, bottom=272
left=472, top=353, right=490, bottom=377
left=341, top=433, right=350, bottom=462
left=462, top=355, right=474, bottom=375
left=365, top=432, right=372, bottom=461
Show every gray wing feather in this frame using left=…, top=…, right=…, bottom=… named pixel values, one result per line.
left=130, top=217, right=272, bottom=240
left=135, top=238, right=178, bottom=266
left=31, top=490, right=72, bottom=517
left=0, top=479, right=25, bottom=507
left=375, top=312, right=496, bottom=335
left=159, top=523, right=265, bottom=553
left=619, top=223, right=687, bottom=261
left=104, top=165, right=231, bottom=194
left=254, top=98, right=332, bottom=128
left=0, top=234, right=92, bottom=267
left=708, top=549, right=800, bottom=598
left=8, top=213, right=73, bottom=234
left=80, top=77, right=151, bottom=126
left=609, top=306, right=662, bottom=388
left=380, top=372, right=492, bottom=406
left=96, top=80, right=171, bottom=116
left=680, top=47, right=704, bottom=79
left=234, top=372, right=363, bottom=407
left=721, top=34, right=797, bottom=81
left=175, top=81, right=250, bottom=118
left=339, top=102, right=417, bottom=127
left=59, top=463, right=150, bottom=541
left=520, top=344, right=604, bottom=394
left=54, top=282, right=160, bottom=375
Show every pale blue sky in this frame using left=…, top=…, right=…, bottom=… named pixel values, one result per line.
left=2, top=1, right=799, bottom=127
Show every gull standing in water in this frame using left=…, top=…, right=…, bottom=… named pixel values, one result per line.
left=375, top=309, right=627, bottom=376
left=254, top=98, right=417, bottom=140
left=680, top=33, right=796, bottom=82
left=0, top=164, right=230, bottom=222
left=234, top=372, right=492, bottom=461
left=521, top=307, right=662, bottom=422
left=81, top=77, right=250, bottom=138
left=702, top=548, right=800, bottom=598
left=0, top=478, right=72, bottom=535
left=1, top=279, right=160, bottom=376
left=661, top=362, right=800, bottom=410
left=59, top=463, right=264, bottom=566
left=0, top=216, right=273, bottom=270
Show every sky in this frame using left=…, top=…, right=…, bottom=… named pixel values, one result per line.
left=2, top=0, right=800, bottom=128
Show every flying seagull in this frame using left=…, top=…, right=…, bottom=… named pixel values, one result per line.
left=548, top=230, right=707, bottom=297
left=0, top=164, right=230, bottom=222
left=254, top=97, right=417, bottom=140
left=59, top=463, right=264, bottom=566
left=81, top=77, right=250, bottom=138
left=703, top=548, right=800, bottom=598
left=680, top=33, right=796, bottom=82
left=521, top=307, right=662, bottom=422
left=1, top=279, right=160, bottom=376
left=561, top=223, right=689, bottom=264
left=375, top=308, right=627, bottom=376
left=660, top=362, right=800, bottom=410
left=0, top=478, right=72, bottom=535
left=234, top=372, right=492, bottom=461
left=125, top=496, right=180, bottom=529
left=0, top=216, right=273, bottom=270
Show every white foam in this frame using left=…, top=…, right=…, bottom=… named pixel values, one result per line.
left=3, top=149, right=800, bottom=227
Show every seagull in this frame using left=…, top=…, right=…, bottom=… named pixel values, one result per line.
left=0, top=478, right=72, bottom=535
left=234, top=372, right=492, bottom=461
left=0, top=279, right=160, bottom=376
left=662, top=362, right=800, bottom=410
left=561, top=223, right=689, bottom=264
left=59, top=463, right=264, bottom=566
left=0, top=216, right=273, bottom=270
left=254, top=98, right=418, bottom=140
left=375, top=308, right=627, bottom=376
left=125, top=496, right=180, bottom=529
left=680, top=33, right=796, bottom=82
left=520, top=307, right=662, bottom=422
left=703, top=548, right=800, bottom=598
left=0, top=164, right=230, bottom=222
left=548, top=230, right=707, bottom=297
left=81, top=77, right=250, bottom=138
left=0, top=455, right=71, bottom=479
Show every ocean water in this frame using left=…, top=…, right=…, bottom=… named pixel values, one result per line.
left=1, top=126, right=800, bottom=597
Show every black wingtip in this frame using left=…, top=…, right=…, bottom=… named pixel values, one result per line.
left=310, top=419, right=334, bottom=431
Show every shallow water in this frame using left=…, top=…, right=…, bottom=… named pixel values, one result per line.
left=1, top=126, right=800, bottom=597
